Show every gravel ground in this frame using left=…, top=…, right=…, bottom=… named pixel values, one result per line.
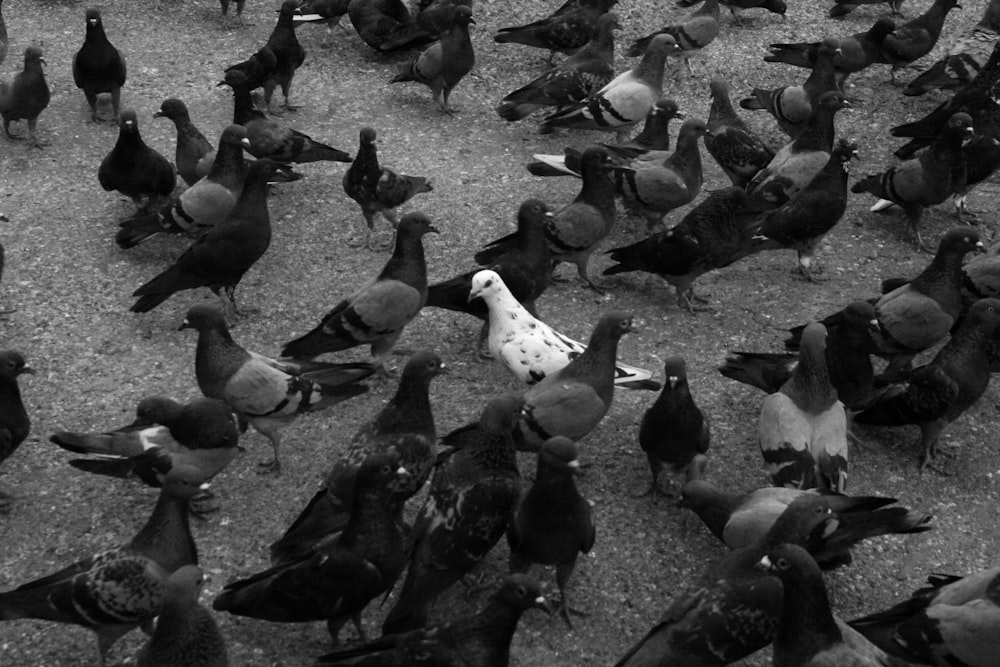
left=1, top=0, right=999, bottom=665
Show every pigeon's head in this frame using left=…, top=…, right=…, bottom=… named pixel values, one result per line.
left=219, top=69, right=250, bottom=90
left=119, top=109, right=139, bottom=135
left=758, top=544, right=817, bottom=582
left=154, top=98, right=188, bottom=121
left=834, top=138, right=859, bottom=166
left=359, top=127, right=378, bottom=146
left=85, top=8, right=103, bottom=29
left=645, top=34, right=679, bottom=58
left=939, top=227, right=984, bottom=255
left=967, top=298, right=1000, bottom=332
left=946, top=112, right=975, bottom=138
left=680, top=118, right=710, bottom=141
left=397, top=212, right=439, bottom=241
left=708, top=78, right=730, bottom=101
left=277, top=0, right=299, bottom=16
left=158, top=464, right=210, bottom=499
left=663, top=356, right=688, bottom=389
left=595, top=12, right=622, bottom=34
left=401, top=351, right=448, bottom=384
left=356, top=451, right=409, bottom=492
left=0, top=350, right=33, bottom=380
left=817, top=91, right=851, bottom=114
left=872, top=16, right=896, bottom=37
left=179, top=304, right=228, bottom=333
left=517, top=198, right=553, bottom=228
left=165, top=566, right=207, bottom=603
left=468, top=270, right=505, bottom=302
left=24, top=47, right=45, bottom=67
left=451, top=5, right=475, bottom=27
left=494, top=574, right=552, bottom=615
left=131, top=396, right=182, bottom=428
left=591, top=311, right=635, bottom=345
left=653, top=98, right=683, bottom=121
left=220, top=124, right=251, bottom=151
left=480, top=393, right=525, bottom=434
left=841, top=301, right=879, bottom=336
left=539, top=436, right=583, bottom=477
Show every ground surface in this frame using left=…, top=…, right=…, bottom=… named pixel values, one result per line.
left=1, top=0, right=999, bottom=665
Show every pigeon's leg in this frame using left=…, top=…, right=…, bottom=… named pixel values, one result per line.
left=282, top=82, right=300, bottom=112
left=905, top=211, right=933, bottom=252
left=554, top=561, right=587, bottom=629
left=3, top=118, right=18, bottom=139
left=437, top=86, right=456, bottom=116
left=377, top=210, right=400, bottom=251
left=85, top=90, right=100, bottom=122
left=919, top=420, right=949, bottom=471
left=190, top=488, right=222, bottom=516
left=255, top=428, right=283, bottom=475
left=796, top=254, right=827, bottom=283
left=0, top=489, right=14, bottom=514
left=475, top=320, right=491, bottom=360
left=575, top=258, right=608, bottom=295
left=110, top=86, right=122, bottom=123
left=347, top=211, right=377, bottom=249
left=635, top=457, right=673, bottom=498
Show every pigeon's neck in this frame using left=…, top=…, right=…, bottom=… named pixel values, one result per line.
left=579, top=163, right=617, bottom=214
left=797, top=105, right=839, bottom=151
left=380, top=233, right=428, bottom=290
left=783, top=343, right=838, bottom=412
left=375, top=375, right=436, bottom=437
left=772, top=568, right=842, bottom=665
left=484, top=287, right=532, bottom=332
left=679, top=482, right=739, bottom=541
left=804, top=50, right=837, bottom=91
left=634, top=115, right=672, bottom=150
left=210, top=136, right=249, bottom=187
left=525, top=463, right=582, bottom=511
left=474, top=429, right=520, bottom=475
left=0, top=377, right=28, bottom=433
left=231, top=168, right=272, bottom=223
left=452, top=601, right=523, bottom=665
left=941, top=313, right=999, bottom=371
left=230, top=87, right=262, bottom=126
left=708, top=91, right=737, bottom=130
left=666, top=127, right=704, bottom=188
left=129, top=492, right=197, bottom=573
left=195, top=327, right=251, bottom=399
left=517, top=221, right=552, bottom=262
left=695, top=0, right=720, bottom=18
left=114, top=130, right=144, bottom=154
left=24, top=59, right=44, bottom=77
left=340, top=484, right=403, bottom=563
left=634, top=47, right=668, bottom=95
left=353, top=143, right=382, bottom=181
left=912, top=247, right=966, bottom=303
left=560, top=331, right=622, bottom=404
left=86, top=24, right=110, bottom=46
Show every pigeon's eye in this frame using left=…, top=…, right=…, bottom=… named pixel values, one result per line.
left=516, top=585, right=526, bottom=597
left=381, top=465, right=392, bottom=474
left=777, top=557, right=790, bottom=570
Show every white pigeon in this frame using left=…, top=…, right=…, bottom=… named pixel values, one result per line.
left=467, top=270, right=659, bottom=390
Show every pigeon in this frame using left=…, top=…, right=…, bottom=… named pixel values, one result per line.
left=493, top=0, right=617, bottom=59
left=129, top=159, right=280, bottom=315
left=608, top=117, right=708, bottom=232
left=389, top=5, right=475, bottom=114
left=316, top=574, right=550, bottom=665
left=876, top=0, right=961, bottom=85
left=516, top=311, right=637, bottom=451
left=342, top=127, right=433, bottom=251
left=745, top=91, right=852, bottom=212
left=294, top=0, right=351, bottom=48
left=481, top=146, right=616, bottom=292
left=98, top=109, right=177, bottom=210
left=467, top=270, right=659, bottom=389
left=603, top=186, right=756, bottom=312
left=748, top=138, right=859, bottom=281
left=689, top=0, right=786, bottom=22
left=264, top=1, right=306, bottom=111
left=853, top=113, right=973, bottom=251
left=180, top=303, right=375, bottom=474
left=213, top=452, right=410, bottom=645
left=49, top=395, right=240, bottom=492
left=637, top=356, right=710, bottom=497
left=904, top=0, right=1000, bottom=96
left=496, top=12, right=619, bottom=122
left=829, top=0, right=905, bottom=19
left=740, top=37, right=840, bottom=141
left=627, top=0, right=720, bottom=74
left=0, top=350, right=31, bottom=511
left=268, top=351, right=444, bottom=566
left=425, top=199, right=553, bottom=351
left=280, top=213, right=436, bottom=369
left=115, top=125, right=250, bottom=249
left=72, top=8, right=127, bottom=122
left=223, top=45, right=277, bottom=95
left=681, top=461, right=932, bottom=567
left=613, top=493, right=838, bottom=666
left=540, top=34, right=679, bottom=141
left=759, top=322, right=849, bottom=492
left=0, top=465, right=205, bottom=667
left=952, top=135, right=1000, bottom=220
left=381, top=393, right=523, bottom=634
left=850, top=565, right=1000, bottom=666
left=0, top=46, right=50, bottom=148
left=856, top=297, right=1000, bottom=469
left=219, top=0, right=248, bottom=27
left=760, top=544, right=909, bottom=666
left=378, top=0, right=472, bottom=52
left=892, top=41, right=1000, bottom=160
left=134, top=565, right=228, bottom=667
left=765, top=18, right=897, bottom=87
left=348, top=0, right=416, bottom=51
left=154, top=98, right=214, bottom=187
left=721, top=300, right=880, bottom=412
left=508, top=436, right=594, bottom=628
left=786, top=228, right=985, bottom=368
left=703, top=78, right=774, bottom=189
left=221, top=70, right=353, bottom=164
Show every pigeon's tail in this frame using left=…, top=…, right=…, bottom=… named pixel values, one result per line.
left=763, top=44, right=814, bottom=68
left=426, top=277, right=484, bottom=316
left=116, top=219, right=160, bottom=249
left=816, top=507, right=933, bottom=566
left=49, top=431, right=133, bottom=457
left=67, top=457, right=137, bottom=480
left=269, top=489, right=350, bottom=566
left=903, top=56, right=972, bottom=97
left=526, top=152, right=582, bottom=178
left=827, top=1, right=859, bottom=18
left=625, top=33, right=658, bottom=58
left=280, top=323, right=354, bottom=359
left=297, top=141, right=353, bottom=164
left=496, top=100, right=542, bottom=122
left=850, top=173, right=889, bottom=199
left=379, top=24, right=435, bottom=52
left=853, top=387, right=918, bottom=427
left=130, top=292, right=174, bottom=314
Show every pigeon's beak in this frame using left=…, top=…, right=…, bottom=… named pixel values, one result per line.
left=668, top=375, right=679, bottom=389
left=88, top=18, right=98, bottom=26
left=240, top=138, right=253, bottom=150
left=39, top=58, right=47, bottom=66
left=397, top=466, right=408, bottom=477
left=467, top=289, right=482, bottom=303
left=534, top=595, right=554, bottom=615
left=153, top=111, right=164, bottom=118
left=438, top=363, right=451, bottom=375
left=975, top=240, right=987, bottom=253
left=674, top=110, right=686, bottom=120
left=20, top=365, right=35, bottom=375
left=199, top=482, right=211, bottom=492
left=179, top=318, right=193, bottom=331
left=867, top=318, right=880, bottom=333
left=567, top=459, right=584, bottom=476
left=821, top=516, right=840, bottom=538
left=757, top=555, right=774, bottom=572
left=217, top=80, right=228, bottom=87
left=428, top=225, right=440, bottom=234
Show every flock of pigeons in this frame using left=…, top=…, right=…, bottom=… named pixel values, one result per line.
left=2, top=0, right=1000, bottom=665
